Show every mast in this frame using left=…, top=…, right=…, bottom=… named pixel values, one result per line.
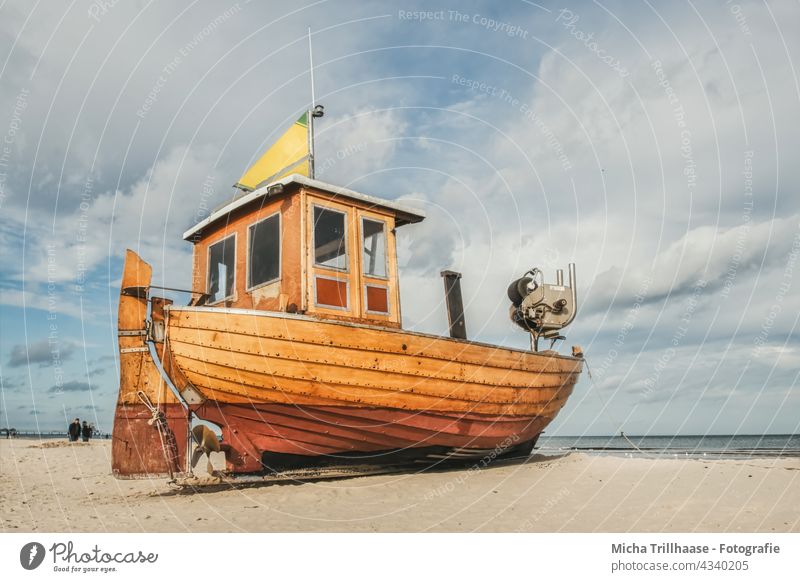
left=307, top=27, right=323, bottom=179
left=308, top=27, right=316, bottom=179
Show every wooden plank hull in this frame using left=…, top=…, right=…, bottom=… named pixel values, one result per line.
left=165, top=307, right=582, bottom=473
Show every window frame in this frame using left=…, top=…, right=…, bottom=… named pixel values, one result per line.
left=360, top=216, right=389, bottom=280
left=206, top=233, right=237, bottom=305
left=245, top=211, right=282, bottom=292
left=312, top=204, right=349, bottom=273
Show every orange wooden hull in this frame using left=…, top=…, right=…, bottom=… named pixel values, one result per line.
left=164, top=307, right=582, bottom=472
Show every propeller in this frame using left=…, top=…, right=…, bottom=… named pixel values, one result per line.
left=190, top=425, right=221, bottom=476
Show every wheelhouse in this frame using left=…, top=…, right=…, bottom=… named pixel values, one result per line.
left=183, top=174, right=425, bottom=328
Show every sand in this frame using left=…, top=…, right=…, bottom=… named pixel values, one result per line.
left=1, top=439, right=798, bottom=532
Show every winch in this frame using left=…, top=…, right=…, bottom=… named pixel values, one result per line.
left=508, top=263, right=577, bottom=351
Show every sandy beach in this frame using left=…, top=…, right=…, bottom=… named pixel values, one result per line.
left=1, top=439, right=798, bottom=533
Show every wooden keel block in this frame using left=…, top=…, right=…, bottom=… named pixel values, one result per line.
left=111, top=402, right=188, bottom=478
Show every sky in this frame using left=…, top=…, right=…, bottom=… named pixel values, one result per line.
left=0, top=0, right=798, bottom=436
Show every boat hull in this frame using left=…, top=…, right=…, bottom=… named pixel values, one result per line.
left=196, top=401, right=548, bottom=469
left=164, top=306, right=582, bottom=473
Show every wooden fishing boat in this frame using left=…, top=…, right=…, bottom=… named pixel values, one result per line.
left=111, top=111, right=583, bottom=478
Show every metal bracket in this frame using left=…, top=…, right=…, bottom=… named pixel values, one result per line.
left=121, top=286, right=148, bottom=298
left=149, top=321, right=166, bottom=343
left=118, top=329, right=147, bottom=337
left=180, top=383, right=205, bottom=405
left=120, top=346, right=149, bottom=354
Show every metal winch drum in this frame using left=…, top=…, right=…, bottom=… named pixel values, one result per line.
left=508, top=264, right=577, bottom=351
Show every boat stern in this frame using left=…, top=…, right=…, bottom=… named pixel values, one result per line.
left=111, top=250, right=189, bottom=479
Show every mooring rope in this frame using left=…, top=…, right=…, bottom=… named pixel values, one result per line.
left=583, top=358, right=643, bottom=453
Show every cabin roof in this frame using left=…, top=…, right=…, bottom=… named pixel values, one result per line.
left=183, top=174, right=426, bottom=241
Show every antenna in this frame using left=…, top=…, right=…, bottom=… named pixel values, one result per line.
left=308, top=27, right=316, bottom=108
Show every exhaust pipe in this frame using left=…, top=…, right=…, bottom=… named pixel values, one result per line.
left=568, top=262, right=577, bottom=325
left=440, top=270, right=467, bottom=340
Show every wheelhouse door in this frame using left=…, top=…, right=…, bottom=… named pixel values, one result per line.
left=307, top=197, right=358, bottom=317
left=356, top=209, right=399, bottom=324
left=305, top=194, right=400, bottom=325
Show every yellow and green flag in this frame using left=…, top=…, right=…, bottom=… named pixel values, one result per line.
left=235, top=112, right=310, bottom=191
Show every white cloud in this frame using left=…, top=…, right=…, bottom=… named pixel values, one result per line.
left=584, top=213, right=800, bottom=314
left=1, top=0, right=798, bottom=434
left=18, top=145, right=219, bottom=287
left=316, top=108, right=409, bottom=183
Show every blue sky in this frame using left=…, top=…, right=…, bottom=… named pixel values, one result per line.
left=1, top=0, right=798, bottom=436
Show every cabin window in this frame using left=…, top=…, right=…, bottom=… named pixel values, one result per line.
left=313, top=206, right=348, bottom=271
left=247, top=213, right=280, bottom=289
left=361, top=218, right=387, bottom=278
left=208, top=235, right=236, bottom=303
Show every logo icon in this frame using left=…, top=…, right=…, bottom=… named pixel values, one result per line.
left=20, top=542, right=46, bottom=570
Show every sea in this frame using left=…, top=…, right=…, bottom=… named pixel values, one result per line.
left=537, top=434, right=800, bottom=459
left=7, top=431, right=799, bottom=460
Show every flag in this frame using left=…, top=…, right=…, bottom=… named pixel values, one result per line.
left=235, top=112, right=310, bottom=191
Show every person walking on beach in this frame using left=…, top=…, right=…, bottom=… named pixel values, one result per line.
left=81, top=420, right=92, bottom=442
left=68, top=418, right=81, bottom=442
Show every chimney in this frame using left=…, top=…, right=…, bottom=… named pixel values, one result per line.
left=440, top=270, right=467, bottom=340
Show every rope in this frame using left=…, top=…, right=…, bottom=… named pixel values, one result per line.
left=583, top=358, right=643, bottom=453
left=136, top=390, right=180, bottom=480
left=145, top=308, right=185, bottom=480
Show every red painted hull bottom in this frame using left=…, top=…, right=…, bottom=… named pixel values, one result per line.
left=197, top=402, right=550, bottom=474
